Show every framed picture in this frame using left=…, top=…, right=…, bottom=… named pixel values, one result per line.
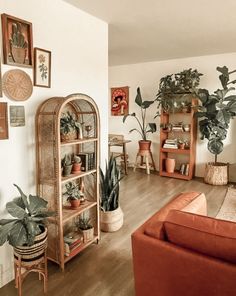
left=10, top=105, right=25, bottom=127
left=111, top=86, right=129, bottom=116
left=0, top=103, right=8, bottom=139
left=1, top=14, right=33, bottom=67
left=34, top=47, right=51, bottom=88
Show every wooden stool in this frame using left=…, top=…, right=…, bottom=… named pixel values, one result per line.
left=134, top=150, right=156, bottom=174
left=14, top=251, right=48, bottom=296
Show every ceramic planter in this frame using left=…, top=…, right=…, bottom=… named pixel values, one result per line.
left=69, top=199, right=81, bottom=209
left=165, top=158, right=175, bottom=173
left=62, top=164, right=73, bottom=176
left=138, top=140, right=151, bottom=152
left=72, top=162, right=81, bottom=173
left=80, top=227, right=94, bottom=243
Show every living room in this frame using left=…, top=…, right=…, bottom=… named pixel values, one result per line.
left=0, top=0, right=236, bottom=295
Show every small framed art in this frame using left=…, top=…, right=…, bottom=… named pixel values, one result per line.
left=34, top=47, right=51, bottom=88
left=10, top=106, right=25, bottom=127
left=1, top=14, right=33, bottom=67
left=0, top=103, right=8, bottom=139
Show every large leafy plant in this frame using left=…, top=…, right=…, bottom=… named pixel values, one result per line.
left=123, top=87, right=156, bottom=141
left=60, top=111, right=82, bottom=135
left=156, top=68, right=202, bottom=114
left=0, top=184, right=53, bottom=247
left=196, top=66, right=236, bottom=163
left=100, top=156, right=123, bottom=212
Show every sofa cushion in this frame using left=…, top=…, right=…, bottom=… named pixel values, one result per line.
left=144, top=192, right=203, bottom=239
left=164, top=210, right=236, bottom=264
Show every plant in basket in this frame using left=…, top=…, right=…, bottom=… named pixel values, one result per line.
left=76, top=215, right=94, bottom=243
left=60, top=111, right=83, bottom=141
left=195, top=66, right=236, bottom=185
left=0, top=184, right=54, bottom=263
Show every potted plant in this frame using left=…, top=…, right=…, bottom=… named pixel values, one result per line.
left=156, top=68, right=202, bottom=114
left=61, top=154, right=73, bottom=176
left=0, top=184, right=53, bottom=263
left=60, top=111, right=83, bottom=142
left=63, top=181, right=81, bottom=209
left=123, top=87, right=156, bottom=151
left=72, top=155, right=82, bottom=173
left=100, top=156, right=123, bottom=232
left=76, top=216, right=94, bottom=243
left=196, top=66, right=236, bottom=185
left=10, top=22, right=28, bottom=64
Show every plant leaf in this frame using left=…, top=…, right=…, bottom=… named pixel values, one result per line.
left=142, top=100, right=154, bottom=109
left=28, top=194, right=48, bottom=214
left=0, top=221, right=17, bottom=246
left=13, top=184, right=30, bottom=214
left=8, top=222, right=27, bottom=247
left=6, top=202, right=26, bottom=219
left=0, top=219, right=17, bottom=225
left=208, top=139, right=223, bottom=155
left=135, top=87, right=142, bottom=107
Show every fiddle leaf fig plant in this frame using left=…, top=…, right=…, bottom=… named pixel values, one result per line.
left=123, top=87, right=156, bottom=141
left=0, top=184, right=54, bottom=247
left=196, top=66, right=236, bottom=163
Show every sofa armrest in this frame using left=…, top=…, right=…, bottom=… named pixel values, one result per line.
left=132, top=231, right=236, bottom=296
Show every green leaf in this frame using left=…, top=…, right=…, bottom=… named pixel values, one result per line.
left=135, top=87, right=142, bottom=107
left=146, top=123, right=157, bottom=133
left=13, top=197, right=25, bottom=209
left=0, top=221, right=17, bottom=246
left=216, top=109, right=231, bottom=125
left=208, top=139, right=223, bottom=155
left=0, top=219, right=17, bottom=225
left=197, top=89, right=209, bottom=104
left=224, top=95, right=236, bottom=101
left=8, top=222, right=27, bottom=247
left=28, top=194, right=48, bottom=215
left=6, top=202, right=26, bottom=219
left=142, top=100, right=154, bottom=109
left=13, top=184, right=30, bottom=213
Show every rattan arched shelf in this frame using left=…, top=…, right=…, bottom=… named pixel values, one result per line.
left=35, top=93, right=100, bottom=270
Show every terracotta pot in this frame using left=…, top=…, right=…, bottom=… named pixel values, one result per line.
left=165, top=158, right=175, bottom=173
left=100, top=207, right=124, bottom=232
left=11, top=47, right=26, bottom=64
left=179, top=143, right=185, bottom=149
left=138, top=140, right=151, bottom=151
left=70, top=199, right=81, bottom=209
left=72, top=162, right=81, bottom=173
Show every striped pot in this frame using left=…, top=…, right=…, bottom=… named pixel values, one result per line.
left=14, top=227, right=48, bottom=266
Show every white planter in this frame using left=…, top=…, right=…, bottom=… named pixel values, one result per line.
left=100, top=207, right=124, bottom=232
left=204, top=162, right=228, bottom=185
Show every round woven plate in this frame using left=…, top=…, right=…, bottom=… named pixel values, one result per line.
left=2, top=69, right=33, bottom=101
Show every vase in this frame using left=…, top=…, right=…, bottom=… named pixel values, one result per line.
left=165, top=158, right=175, bottom=173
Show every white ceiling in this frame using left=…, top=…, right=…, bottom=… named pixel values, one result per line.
left=65, top=0, right=236, bottom=66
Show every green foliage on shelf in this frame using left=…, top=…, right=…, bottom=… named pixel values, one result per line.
left=63, top=181, right=81, bottom=201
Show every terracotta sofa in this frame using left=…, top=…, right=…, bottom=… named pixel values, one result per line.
left=132, top=192, right=236, bottom=296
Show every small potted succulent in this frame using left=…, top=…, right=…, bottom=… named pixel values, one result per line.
left=63, top=181, right=81, bottom=209
left=76, top=216, right=94, bottom=243
left=72, top=155, right=82, bottom=173
left=178, top=139, right=185, bottom=149
left=61, top=154, right=73, bottom=176
left=0, top=184, right=53, bottom=263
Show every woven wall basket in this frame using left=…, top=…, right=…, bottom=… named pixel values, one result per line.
left=204, top=162, right=228, bottom=185
left=14, top=227, right=48, bottom=266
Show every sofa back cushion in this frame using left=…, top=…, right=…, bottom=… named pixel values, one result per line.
left=164, top=210, right=236, bottom=264
left=144, top=192, right=205, bottom=239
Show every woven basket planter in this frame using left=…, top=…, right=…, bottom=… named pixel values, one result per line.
left=80, top=227, right=94, bottom=243
left=204, top=162, right=228, bottom=185
left=60, top=130, right=77, bottom=142
left=100, top=207, right=124, bottom=232
left=14, top=227, right=48, bottom=266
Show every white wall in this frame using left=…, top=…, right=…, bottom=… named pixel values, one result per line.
left=109, top=53, right=236, bottom=181
left=0, top=0, right=108, bottom=287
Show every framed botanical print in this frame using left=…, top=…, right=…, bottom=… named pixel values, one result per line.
left=0, top=103, right=8, bottom=139
left=1, top=14, right=33, bottom=67
left=34, top=47, right=51, bottom=88
left=111, top=86, right=129, bottom=116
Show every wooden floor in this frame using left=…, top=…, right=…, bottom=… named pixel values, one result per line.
left=0, top=170, right=228, bottom=296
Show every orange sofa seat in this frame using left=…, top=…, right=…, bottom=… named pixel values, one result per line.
left=132, top=192, right=236, bottom=296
